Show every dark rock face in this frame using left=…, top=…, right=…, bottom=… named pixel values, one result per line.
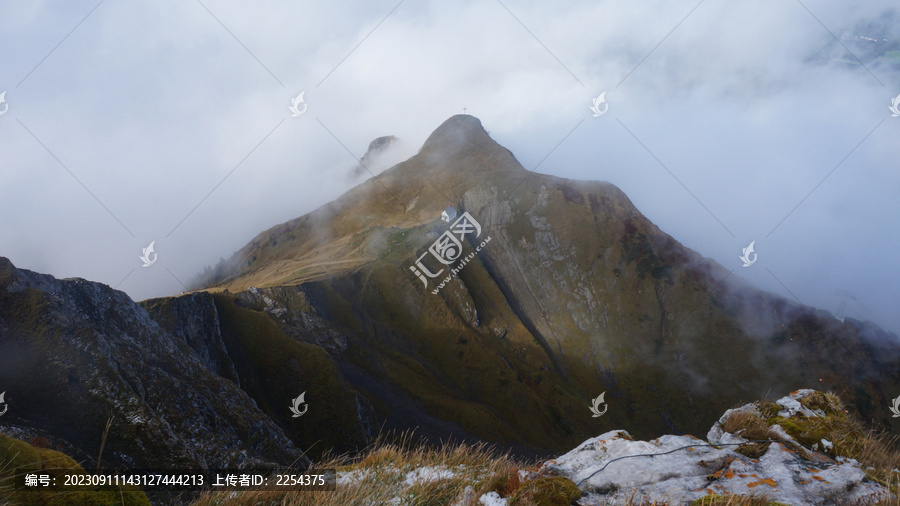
left=0, top=257, right=306, bottom=470
left=141, top=292, right=239, bottom=383
left=144, top=291, right=373, bottom=459
left=350, top=135, right=402, bottom=179
left=360, top=135, right=400, bottom=166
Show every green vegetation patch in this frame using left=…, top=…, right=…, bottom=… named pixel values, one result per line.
left=0, top=433, right=149, bottom=506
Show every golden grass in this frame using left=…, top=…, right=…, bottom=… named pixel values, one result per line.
left=856, top=430, right=900, bottom=491
left=722, top=410, right=779, bottom=441
left=721, top=409, right=781, bottom=459
left=690, top=495, right=792, bottom=505
left=190, top=431, right=538, bottom=506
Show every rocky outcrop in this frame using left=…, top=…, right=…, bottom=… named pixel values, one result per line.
left=237, top=285, right=349, bottom=353
left=0, top=257, right=306, bottom=470
left=546, top=390, right=892, bottom=505
left=352, top=135, right=402, bottom=178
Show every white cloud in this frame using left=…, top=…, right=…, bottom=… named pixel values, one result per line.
left=0, top=0, right=897, bottom=334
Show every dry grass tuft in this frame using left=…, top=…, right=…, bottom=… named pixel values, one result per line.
left=190, top=432, right=535, bottom=506
left=798, top=391, right=845, bottom=416
left=690, top=495, right=792, bottom=505
left=722, top=410, right=779, bottom=441
left=721, top=409, right=782, bottom=459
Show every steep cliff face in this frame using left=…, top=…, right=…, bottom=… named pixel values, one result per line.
left=140, top=292, right=239, bottom=383
left=194, top=115, right=900, bottom=453
left=142, top=291, right=374, bottom=458
left=0, top=257, right=305, bottom=470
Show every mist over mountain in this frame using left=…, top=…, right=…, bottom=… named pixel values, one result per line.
left=3, top=1, right=898, bottom=340
left=2, top=114, right=900, bottom=506
left=192, top=115, right=900, bottom=444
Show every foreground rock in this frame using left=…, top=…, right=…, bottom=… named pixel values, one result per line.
left=545, top=390, right=892, bottom=505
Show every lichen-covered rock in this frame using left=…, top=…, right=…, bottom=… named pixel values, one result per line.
left=546, top=391, right=892, bottom=505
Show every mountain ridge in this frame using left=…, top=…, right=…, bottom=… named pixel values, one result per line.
left=188, top=114, right=900, bottom=450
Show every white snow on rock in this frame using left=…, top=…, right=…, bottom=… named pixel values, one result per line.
left=478, top=491, right=507, bottom=505
left=401, top=465, right=457, bottom=486
left=544, top=391, right=893, bottom=505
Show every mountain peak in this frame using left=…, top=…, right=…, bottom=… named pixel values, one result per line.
left=362, top=135, right=399, bottom=160
left=420, top=114, right=490, bottom=154
left=352, top=135, right=401, bottom=178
